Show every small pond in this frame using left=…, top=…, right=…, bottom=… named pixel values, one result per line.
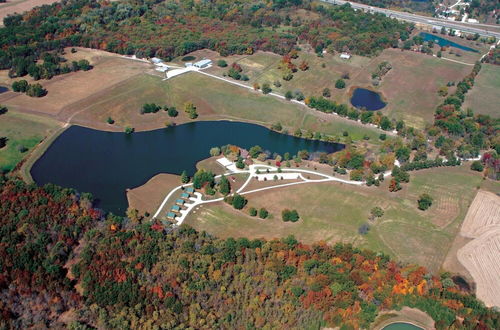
left=0, top=86, right=8, bottom=94
left=382, top=322, right=423, bottom=330
left=350, top=88, right=387, bottom=111
left=31, top=121, right=344, bottom=215
left=419, top=32, right=479, bottom=53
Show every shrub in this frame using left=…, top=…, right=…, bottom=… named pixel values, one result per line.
left=181, top=55, right=196, bottom=62
left=285, top=91, right=293, bottom=100
left=141, top=103, right=161, bottom=114
left=418, top=194, right=433, bottom=210
left=249, top=207, right=257, bottom=216
left=282, top=209, right=299, bottom=222
left=124, top=126, right=134, bottom=134
left=0, top=105, right=8, bottom=115
left=26, top=83, right=47, bottom=97
left=217, top=59, right=228, bottom=67
left=322, top=88, right=331, bottom=97
left=262, top=83, right=272, bottom=94
left=106, top=117, right=114, bottom=124
left=259, top=208, right=268, bottom=219
left=358, top=223, right=370, bottom=235
left=232, top=194, right=247, bottom=210
left=335, top=79, right=346, bottom=89
left=209, top=147, right=221, bottom=157
left=167, top=107, right=178, bottom=117
left=470, top=161, right=484, bottom=172
left=273, top=80, right=281, bottom=87
left=370, top=207, right=384, bottom=218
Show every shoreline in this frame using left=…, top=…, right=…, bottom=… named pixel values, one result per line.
left=19, top=123, right=68, bottom=184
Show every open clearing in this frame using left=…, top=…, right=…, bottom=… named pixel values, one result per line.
left=463, top=64, right=500, bottom=117
left=453, top=190, right=500, bottom=308
left=0, top=0, right=60, bottom=26
left=0, top=111, right=60, bottom=172
left=185, top=165, right=483, bottom=272
left=0, top=48, right=149, bottom=121
left=199, top=46, right=475, bottom=128
left=72, top=71, right=383, bottom=141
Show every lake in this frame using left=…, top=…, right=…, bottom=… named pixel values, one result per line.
left=31, top=121, right=344, bottom=215
left=419, top=32, right=479, bottom=53
left=0, top=86, right=8, bottom=94
left=382, top=322, right=423, bottom=330
left=350, top=88, right=387, bottom=111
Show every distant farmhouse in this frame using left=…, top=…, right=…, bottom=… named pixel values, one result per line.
left=193, top=59, right=212, bottom=69
left=340, top=53, right=351, bottom=60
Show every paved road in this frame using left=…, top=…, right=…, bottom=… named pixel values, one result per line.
left=320, top=0, right=500, bottom=39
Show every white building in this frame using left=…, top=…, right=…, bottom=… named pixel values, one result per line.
left=151, top=57, right=163, bottom=64
left=340, top=53, right=351, bottom=60
left=193, top=59, right=212, bottom=69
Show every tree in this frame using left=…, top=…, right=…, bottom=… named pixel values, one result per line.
left=418, top=193, right=433, bottom=210
left=192, top=170, right=214, bottom=189
left=181, top=171, right=190, bottom=184
left=209, top=147, right=221, bottom=156
left=470, top=161, right=483, bottom=172
left=249, top=145, right=263, bottom=158
left=249, top=207, right=257, bottom=216
left=184, top=102, right=198, bottom=119
left=259, top=208, right=268, bottom=219
left=141, top=103, right=161, bottom=114
left=106, top=117, right=114, bottom=124
left=388, top=178, right=401, bottom=192
left=395, top=146, right=411, bottom=162
left=322, top=88, right=331, bottom=97
left=262, top=83, right=272, bottom=94
left=370, top=207, right=384, bottom=218
left=0, top=105, right=8, bottom=115
left=12, top=80, right=28, bottom=92
left=167, top=107, right=178, bottom=117
left=232, top=194, right=247, bottom=209
left=218, top=176, right=230, bottom=196
left=282, top=209, right=300, bottom=222
left=285, top=91, right=293, bottom=100
left=271, top=122, right=282, bottom=131
left=335, top=79, right=346, bottom=89
left=217, top=59, right=228, bottom=67
left=124, top=126, right=134, bottom=134
left=78, top=59, right=92, bottom=71
left=299, top=60, right=309, bottom=71
left=26, top=83, right=47, bottom=97
left=0, top=137, right=7, bottom=149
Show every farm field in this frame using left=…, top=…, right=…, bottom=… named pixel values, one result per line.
left=0, top=0, right=60, bottom=26
left=0, top=110, right=60, bottom=172
left=185, top=165, right=483, bottom=272
left=0, top=48, right=149, bottom=120
left=198, top=47, right=475, bottom=129
left=463, top=64, right=500, bottom=117
left=73, top=72, right=384, bottom=141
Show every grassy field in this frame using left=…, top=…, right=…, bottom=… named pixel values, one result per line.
left=463, top=64, right=500, bottom=117
left=0, top=0, right=60, bottom=26
left=197, top=47, right=476, bottom=129
left=73, top=72, right=383, bottom=141
left=0, top=111, right=60, bottom=172
left=185, top=165, right=483, bottom=272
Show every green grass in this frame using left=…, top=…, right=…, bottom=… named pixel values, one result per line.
left=0, top=111, right=59, bottom=172
left=78, top=73, right=383, bottom=142
left=463, top=64, right=500, bottom=117
left=185, top=165, right=483, bottom=272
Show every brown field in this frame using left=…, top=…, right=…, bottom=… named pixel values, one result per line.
left=126, top=173, right=181, bottom=217
left=0, top=48, right=150, bottom=122
left=460, top=190, right=500, bottom=238
left=457, top=228, right=500, bottom=308
left=0, top=0, right=60, bottom=25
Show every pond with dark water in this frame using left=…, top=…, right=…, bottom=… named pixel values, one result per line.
left=0, top=86, right=8, bottom=94
left=382, top=322, right=423, bottom=330
left=419, top=32, right=479, bottom=53
left=31, top=121, right=344, bottom=215
left=350, top=88, right=387, bottom=111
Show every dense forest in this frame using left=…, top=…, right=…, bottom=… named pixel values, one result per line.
left=0, top=0, right=412, bottom=76
left=1, top=178, right=499, bottom=329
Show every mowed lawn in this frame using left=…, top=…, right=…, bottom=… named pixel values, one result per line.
left=75, top=72, right=383, bottom=141
left=185, top=165, right=483, bottom=272
left=0, top=111, right=60, bottom=172
left=463, top=64, right=500, bottom=117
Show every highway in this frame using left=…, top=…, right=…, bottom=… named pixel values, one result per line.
left=320, top=0, right=500, bottom=39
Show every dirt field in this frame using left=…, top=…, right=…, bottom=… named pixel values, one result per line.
left=0, top=48, right=150, bottom=121
left=451, top=190, right=500, bottom=308
left=185, top=165, right=483, bottom=272
left=463, top=64, right=500, bottom=117
left=0, top=0, right=60, bottom=26
left=126, top=173, right=181, bottom=216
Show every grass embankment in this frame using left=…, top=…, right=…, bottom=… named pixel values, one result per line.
left=0, top=111, right=60, bottom=173
left=185, top=165, right=483, bottom=272
left=73, top=72, right=383, bottom=142
left=463, top=63, right=500, bottom=117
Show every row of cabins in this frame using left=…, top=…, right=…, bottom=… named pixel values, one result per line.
left=166, top=187, right=195, bottom=220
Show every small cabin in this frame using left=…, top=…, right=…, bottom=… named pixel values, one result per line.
left=176, top=199, right=185, bottom=206
left=180, top=193, right=190, bottom=199
left=340, top=53, right=351, bottom=60
left=151, top=57, right=163, bottom=64
left=171, top=205, right=181, bottom=212
left=185, top=187, right=195, bottom=194
left=166, top=212, right=176, bottom=220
